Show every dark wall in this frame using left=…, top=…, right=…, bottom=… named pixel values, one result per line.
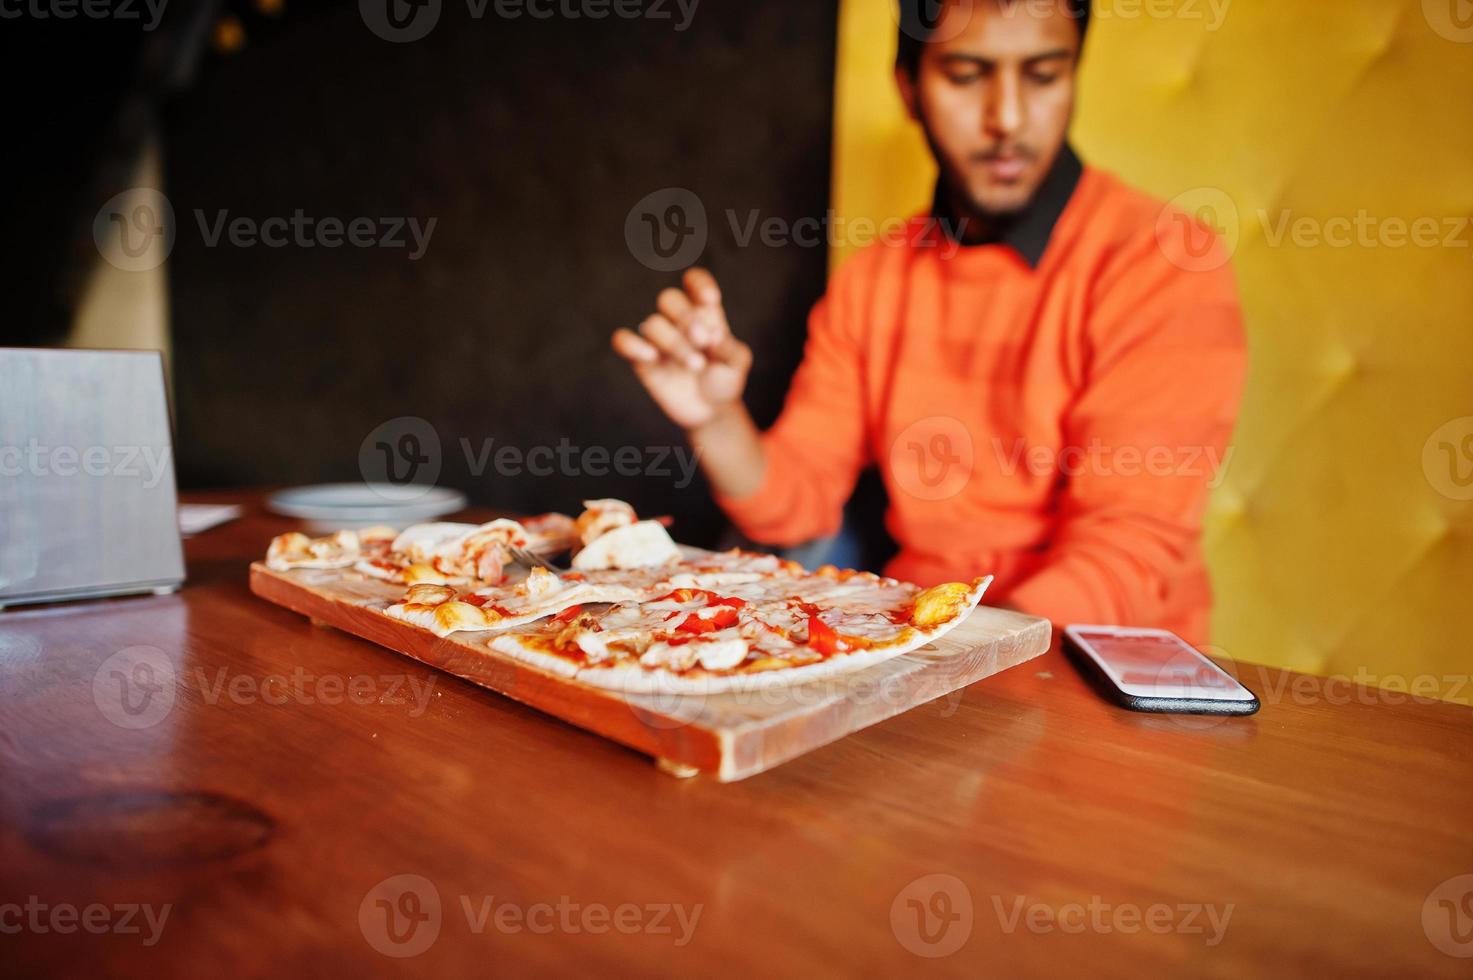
left=165, top=0, right=839, bottom=546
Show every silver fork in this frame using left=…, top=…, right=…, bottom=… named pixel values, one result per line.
left=507, top=545, right=566, bottom=574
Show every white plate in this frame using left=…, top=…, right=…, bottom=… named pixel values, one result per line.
left=266, top=483, right=467, bottom=530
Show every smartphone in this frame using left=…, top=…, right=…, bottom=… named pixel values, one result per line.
left=1063, top=624, right=1260, bottom=715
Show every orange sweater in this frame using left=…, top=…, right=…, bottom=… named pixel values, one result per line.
left=716, top=166, right=1245, bottom=642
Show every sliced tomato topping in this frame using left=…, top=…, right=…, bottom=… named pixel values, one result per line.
left=551, top=604, right=583, bottom=623
left=676, top=606, right=739, bottom=634
left=652, top=588, right=747, bottom=610
left=805, top=614, right=844, bottom=656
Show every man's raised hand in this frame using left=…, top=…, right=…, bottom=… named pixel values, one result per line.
left=612, top=267, right=752, bottom=430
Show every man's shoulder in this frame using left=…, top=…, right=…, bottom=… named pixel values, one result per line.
left=1071, top=164, right=1235, bottom=275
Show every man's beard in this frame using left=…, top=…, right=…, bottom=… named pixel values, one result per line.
left=919, top=126, right=1049, bottom=241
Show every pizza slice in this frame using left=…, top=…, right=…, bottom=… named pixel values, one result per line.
left=266, top=526, right=397, bottom=571
left=350, top=512, right=579, bottom=586
left=383, top=566, right=643, bottom=638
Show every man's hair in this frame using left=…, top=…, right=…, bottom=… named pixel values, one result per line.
left=896, top=0, right=1091, bottom=74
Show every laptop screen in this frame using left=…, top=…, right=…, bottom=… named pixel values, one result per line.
left=0, top=348, right=186, bottom=606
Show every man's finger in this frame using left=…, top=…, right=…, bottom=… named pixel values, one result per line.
left=638, top=314, right=706, bottom=372
left=682, top=268, right=733, bottom=348
left=708, top=334, right=751, bottom=373
left=612, top=328, right=659, bottom=364
left=656, top=287, right=695, bottom=331
left=683, top=267, right=722, bottom=308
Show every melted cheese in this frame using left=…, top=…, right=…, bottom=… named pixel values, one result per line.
left=571, top=520, right=679, bottom=571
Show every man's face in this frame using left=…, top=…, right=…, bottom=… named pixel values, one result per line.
left=897, top=0, right=1080, bottom=218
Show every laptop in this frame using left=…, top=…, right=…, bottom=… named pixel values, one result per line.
left=0, top=348, right=186, bottom=608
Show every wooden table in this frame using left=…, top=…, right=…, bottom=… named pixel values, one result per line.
left=2, top=492, right=1470, bottom=977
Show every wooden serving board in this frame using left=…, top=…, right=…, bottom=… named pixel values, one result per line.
left=249, top=562, right=1051, bottom=781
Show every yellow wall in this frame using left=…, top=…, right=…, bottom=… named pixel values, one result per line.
left=833, top=0, right=1473, bottom=701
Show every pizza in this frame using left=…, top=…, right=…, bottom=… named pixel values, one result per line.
left=349, top=513, right=577, bottom=585
left=264, top=498, right=992, bottom=693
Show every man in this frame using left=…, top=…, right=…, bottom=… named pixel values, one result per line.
left=611, top=0, right=1244, bottom=642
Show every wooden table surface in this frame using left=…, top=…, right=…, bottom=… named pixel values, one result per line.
left=2, top=491, right=1470, bottom=978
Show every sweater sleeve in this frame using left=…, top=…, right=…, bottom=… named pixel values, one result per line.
left=713, top=275, right=870, bottom=546
left=1006, top=223, right=1247, bottom=628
